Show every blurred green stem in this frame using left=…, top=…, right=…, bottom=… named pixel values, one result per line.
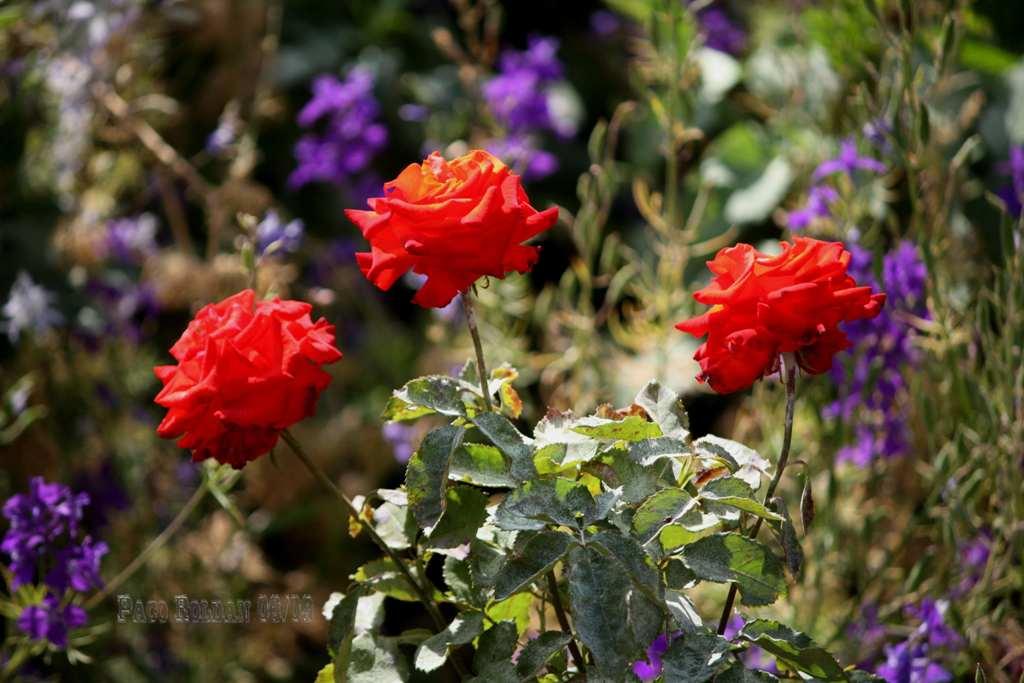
left=84, top=474, right=226, bottom=610
left=717, top=353, right=798, bottom=634
left=461, top=289, right=492, bottom=411
left=280, top=431, right=469, bottom=677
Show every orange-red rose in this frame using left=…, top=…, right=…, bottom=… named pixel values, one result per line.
left=345, top=149, right=559, bottom=308
left=154, top=290, right=342, bottom=468
left=676, top=237, right=885, bottom=394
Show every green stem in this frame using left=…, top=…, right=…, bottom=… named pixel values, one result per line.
left=280, top=431, right=472, bottom=679
left=717, top=354, right=798, bottom=634
left=546, top=571, right=587, bottom=673
left=85, top=476, right=222, bottom=610
left=461, top=290, right=493, bottom=411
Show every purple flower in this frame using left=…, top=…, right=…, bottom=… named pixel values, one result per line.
left=693, top=3, right=746, bottom=55
left=1, top=477, right=89, bottom=588
left=632, top=632, right=674, bottom=681
left=876, top=641, right=951, bottom=683
left=813, top=138, right=886, bottom=181
left=3, top=272, right=63, bottom=343
left=256, top=211, right=304, bottom=256
left=828, top=240, right=928, bottom=465
left=17, top=595, right=87, bottom=649
left=787, top=185, right=839, bottom=231
left=105, top=213, right=158, bottom=264
left=289, top=69, right=387, bottom=189
left=382, top=423, right=416, bottom=464
left=905, top=600, right=960, bottom=650
left=45, top=536, right=108, bottom=593
left=81, top=276, right=159, bottom=345
left=997, top=145, right=1024, bottom=217
left=723, top=615, right=778, bottom=673
left=483, top=36, right=569, bottom=137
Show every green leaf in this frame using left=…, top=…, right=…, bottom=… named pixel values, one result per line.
left=634, top=381, right=690, bottom=441
left=591, top=530, right=664, bottom=604
left=415, top=612, right=485, bottom=673
left=352, top=559, right=420, bottom=602
left=451, top=443, right=517, bottom=488
left=533, top=412, right=600, bottom=465
left=769, top=498, right=803, bottom=580
left=738, top=620, right=845, bottom=681
left=661, top=631, right=732, bottom=682
left=680, top=534, right=787, bottom=607
left=314, top=663, right=334, bottom=683
left=628, top=437, right=689, bottom=466
left=493, top=478, right=595, bottom=531
left=601, top=448, right=663, bottom=504
left=572, top=415, right=662, bottom=442
left=327, top=590, right=362, bottom=673
left=566, top=544, right=650, bottom=673
left=474, top=621, right=518, bottom=674
left=633, top=488, right=698, bottom=544
left=372, top=500, right=416, bottom=551
left=493, top=531, right=574, bottom=601
left=469, top=539, right=506, bottom=590
left=472, top=412, right=537, bottom=481
left=406, top=425, right=465, bottom=530
left=700, top=477, right=783, bottom=522
left=515, top=632, right=572, bottom=679
left=427, top=486, right=489, bottom=549
left=659, top=509, right=722, bottom=551
left=349, top=632, right=408, bottom=682
left=384, top=375, right=476, bottom=421
left=724, top=158, right=793, bottom=225
left=443, top=556, right=479, bottom=607
left=486, top=592, right=533, bottom=634
left=664, top=590, right=703, bottom=632
left=694, top=436, right=770, bottom=489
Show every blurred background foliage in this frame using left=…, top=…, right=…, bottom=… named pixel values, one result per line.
left=0, top=0, right=1022, bottom=680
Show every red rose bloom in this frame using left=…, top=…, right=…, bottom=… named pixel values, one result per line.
left=676, top=237, right=885, bottom=394
left=154, top=290, right=342, bottom=468
left=345, top=149, right=559, bottom=308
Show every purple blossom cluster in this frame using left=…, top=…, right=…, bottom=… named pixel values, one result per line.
left=289, top=68, right=387, bottom=190
left=255, top=210, right=304, bottom=257
left=2, top=477, right=107, bottom=648
left=105, top=213, right=158, bottom=264
left=483, top=36, right=574, bottom=180
left=997, top=145, right=1023, bottom=217
left=80, top=276, right=159, bottom=346
left=787, top=137, right=886, bottom=232
left=874, top=600, right=960, bottom=683
left=691, top=2, right=746, bottom=55
left=2, top=272, right=63, bottom=344
left=826, top=240, right=928, bottom=466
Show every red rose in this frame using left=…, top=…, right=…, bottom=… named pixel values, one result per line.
left=345, top=149, right=559, bottom=308
left=676, top=237, right=885, bottom=393
left=154, top=290, right=342, bottom=468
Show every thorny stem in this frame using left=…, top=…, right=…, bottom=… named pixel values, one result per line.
left=546, top=571, right=587, bottom=673
left=717, top=353, right=798, bottom=635
left=280, top=432, right=471, bottom=678
left=461, top=290, right=493, bottom=411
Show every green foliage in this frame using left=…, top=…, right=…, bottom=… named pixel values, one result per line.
left=314, top=374, right=864, bottom=680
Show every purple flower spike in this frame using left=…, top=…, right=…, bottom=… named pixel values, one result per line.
left=17, top=596, right=87, bottom=649
left=997, top=145, right=1024, bottom=217
left=788, top=185, right=839, bottom=231
left=290, top=68, right=387, bottom=189
left=813, top=138, right=887, bottom=181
